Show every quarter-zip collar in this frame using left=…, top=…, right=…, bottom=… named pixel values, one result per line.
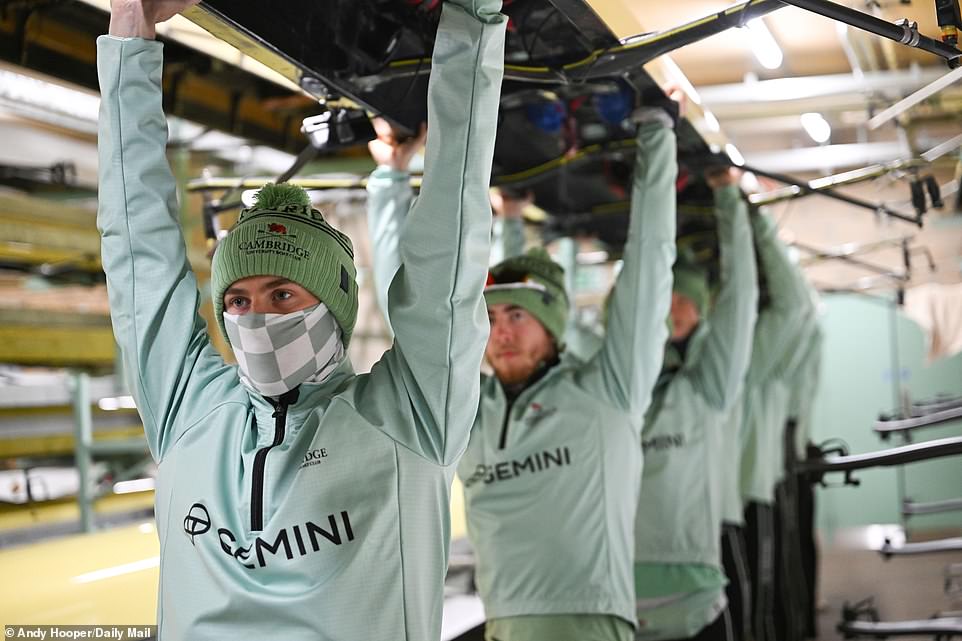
left=246, top=357, right=356, bottom=426
left=484, top=351, right=572, bottom=406
left=500, top=353, right=560, bottom=403
left=244, top=358, right=356, bottom=532
left=656, top=321, right=708, bottom=390
left=249, top=387, right=299, bottom=532
left=491, top=353, right=565, bottom=450
left=648, top=322, right=710, bottom=424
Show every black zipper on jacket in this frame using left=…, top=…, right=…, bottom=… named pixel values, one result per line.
left=496, top=356, right=561, bottom=450
left=250, top=388, right=300, bottom=532
left=497, top=397, right=516, bottom=450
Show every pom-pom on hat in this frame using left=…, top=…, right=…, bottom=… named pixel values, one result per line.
left=484, top=247, right=569, bottom=346
left=211, top=183, right=358, bottom=346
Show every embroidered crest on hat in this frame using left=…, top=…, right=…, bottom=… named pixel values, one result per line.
left=211, top=183, right=358, bottom=347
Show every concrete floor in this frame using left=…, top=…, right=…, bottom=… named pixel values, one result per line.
left=815, top=536, right=962, bottom=640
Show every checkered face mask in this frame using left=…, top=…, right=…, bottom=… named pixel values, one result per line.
left=223, top=303, right=345, bottom=398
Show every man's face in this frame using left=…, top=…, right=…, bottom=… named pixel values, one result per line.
left=485, top=303, right=556, bottom=386
left=223, top=275, right=319, bottom=315
left=670, top=291, right=700, bottom=341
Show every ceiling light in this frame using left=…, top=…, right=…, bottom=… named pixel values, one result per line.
left=725, top=143, right=745, bottom=166
left=0, top=67, right=100, bottom=133
left=746, top=18, right=783, bottom=69
left=661, top=56, right=702, bottom=105
left=800, top=112, right=832, bottom=143
left=703, top=110, right=720, bottom=132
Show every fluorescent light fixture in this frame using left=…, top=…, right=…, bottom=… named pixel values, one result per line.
left=97, top=395, right=137, bottom=411
left=0, top=67, right=295, bottom=176
left=800, top=112, right=832, bottom=143
left=725, top=143, right=745, bottom=166
left=72, top=556, right=159, bottom=584
left=0, top=67, right=100, bottom=132
left=746, top=18, right=783, bottom=69
left=113, top=478, right=156, bottom=494
left=660, top=56, right=702, bottom=105
left=703, top=110, right=720, bottom=133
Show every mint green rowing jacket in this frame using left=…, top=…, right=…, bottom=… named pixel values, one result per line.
left=96, top=4, right=505, bottom=639
left=632, top=185, right=758, bottom=639
left=462, top=122, right=676, bottom=629
left=738, top=214, right=818, bottom=505
left=370, top=121, right=676, bottom=633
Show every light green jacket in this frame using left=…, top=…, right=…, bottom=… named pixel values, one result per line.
left=96, top=4, right=504, bottom=639
left=738, top=214, right=817, bottom=505
left=632, top=185, right=758, bottom=639
left=461, top=122, right=676, bottom=629
left=369, top=121, right=675, bottom=632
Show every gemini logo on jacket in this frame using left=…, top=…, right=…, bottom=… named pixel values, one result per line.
left=641, top=433, right=685, bottom=454
left=461, top=444, right=573, bottom=488
left=183, top=502, right=356, bottom=569
left=95, top=1, right=508, bottom=637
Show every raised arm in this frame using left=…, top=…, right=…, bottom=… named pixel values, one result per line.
left=686, top=176, right=758, bottom=410
left=367, top=167, right=412, bottom=326
left=747, top=211, right=817, bottom=385
left=490, top=188, right=528, bottom=263
left=360, top=0, right=506, bottom=464
left=368, top=142, right=520, bottom=328
left=96, top=0, right=233, bottom=461
left=500, top=217, right=525, bottom=259
left=583, top=106, right=677, bottom=413
left=365, top=119, right=425, bottom=327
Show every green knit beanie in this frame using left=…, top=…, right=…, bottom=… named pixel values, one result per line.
left=484, top=247, right=569, bottom=346
left=672, top=259, right=710, bottom=317
left=211, top=183, right=358, bottom=347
